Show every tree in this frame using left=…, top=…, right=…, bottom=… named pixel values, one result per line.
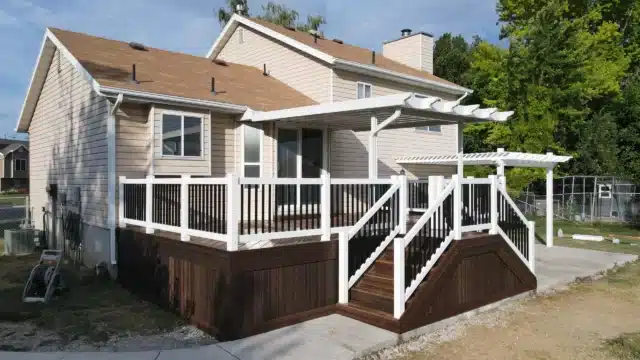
left=433, top=33, right=472, bottom=86
left=217, top=0, right=249, bottom=26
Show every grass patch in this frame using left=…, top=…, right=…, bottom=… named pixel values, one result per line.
left=0, top=194, right=25, bottom=206
left=605, top=332, right=640, bottom=359
left=0, top=253, right=186, bottom=344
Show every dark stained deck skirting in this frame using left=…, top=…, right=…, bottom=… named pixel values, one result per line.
left=116, top=228, right=535, bottom=340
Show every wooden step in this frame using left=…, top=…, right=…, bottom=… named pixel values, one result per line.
left=350, top=287, right=394, bottom=313
left=357, top=273, right=394, bottom=292
left=370, top=259, right=393, bottom=276
left=335, top=303, right=399, bottom=333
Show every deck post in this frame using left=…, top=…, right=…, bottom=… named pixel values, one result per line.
left=453, top=174, right=462, bottom=240
left=398, top=172, right=408, bottom=234
left=118, top=176, right=125, bottom=228
left=528, top=220, right=536, bottom=274
left=546, top=163, right=554, bottom=247
left=489, top=175, right=498, bottom=235
left=145, top=175, right=154, bottom=234
left=393, top=236, right=405, bottom=319
left=338, top=231, right=349, bottom=304
left=180, top=175, right=190, bottom=242
left=227, top=173, right=240, bottom=251
left=369, top=116, right=378, bottom=179
left=321, top=174, right=331, bottom=241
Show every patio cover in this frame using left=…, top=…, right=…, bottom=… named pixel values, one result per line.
left=396, top=149, right=573, bottom=248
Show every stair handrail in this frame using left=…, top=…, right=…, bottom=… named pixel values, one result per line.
left=346, top=181, right=401, bottom=240
left=403, top=179, right=456, bottom=247
left=495, top=186, right=536, bottom=273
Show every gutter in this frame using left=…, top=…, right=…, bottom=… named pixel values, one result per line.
left=107, top=93, right=123, bottom=266
left=99, top=86, right=248, bottom=114
left=333, top=59, right=473, bottom=96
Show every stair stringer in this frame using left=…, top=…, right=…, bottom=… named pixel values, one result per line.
left=398, top=233, right=537, bottom=333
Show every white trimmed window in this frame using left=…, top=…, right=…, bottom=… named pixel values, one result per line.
left=15, top=159, right=26, bottom=171
left=161, top=113, right=203, bottom=157
left=416, top=125, right=442, bottom=133
left=357, top=82, right=372, bottom=99
left=242, top=124, right=263, bottom=177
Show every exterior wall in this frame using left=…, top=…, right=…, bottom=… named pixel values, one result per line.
left=217, top=24, right=331, bottom=103
left=211, top=113, right=237, bottom=176
left=12, top=149, right=30, bottom=178
left=28, top=49, right=111, bottom=267
left=0, top=158, right=4, bottom=178
left=2, top=154, right=9, bottom=179
left=116, top=103, right=151, bottom=178
left=382, top=34, right=434, bottom=74
left=331, top=69, right=457, bottom=179
left=152, top=105, right=212, bottom=176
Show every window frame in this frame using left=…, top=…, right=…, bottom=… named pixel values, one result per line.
left=160, top=110, right=204, bottom=159
left=241, top=123, right=264, bottom=177
left=356, top=82, right=373, bottom=99
left=14, top=159, right=26, bottom=171
left=414, top=93, right=442, bottom=133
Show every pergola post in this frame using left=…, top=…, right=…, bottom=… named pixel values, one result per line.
left=369, top=116, right=378, bottom=179
left=496, top=148, right=506, bottom=190
left=456, top=123, right=464, bottom=176
left=546, top=160, right=554, bottom=247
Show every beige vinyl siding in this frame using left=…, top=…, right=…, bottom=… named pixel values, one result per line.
left=116, top=103, right=150, bottom=178
left=235, top=122, right=275, bottom=177
left=420, top=35, right=434, bottom=74
left=331, top=69, right=457, bottom=179
left=29, top=49, right=109, bottom=229
left=153, top=105, right=211, bottom=176
left=218, top=25, right=331, bottom=103
left=211, top=113, right=237, bottom=176
left=0, top=158, right=4, bottom=178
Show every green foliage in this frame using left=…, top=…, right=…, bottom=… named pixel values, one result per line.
left=217, top=1, right=325, bottom=34
left=435, top=0, right=638, bottom=191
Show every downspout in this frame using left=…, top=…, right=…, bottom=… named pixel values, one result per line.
left=108, top=93, right=123, bottom=266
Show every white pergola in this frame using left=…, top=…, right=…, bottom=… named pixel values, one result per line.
left=396, top=149, right=572, bottom=247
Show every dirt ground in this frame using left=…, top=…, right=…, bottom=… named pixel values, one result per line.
left=0, top=253, right=215, bottom=351
left=367, top=260, right=640, bottom=360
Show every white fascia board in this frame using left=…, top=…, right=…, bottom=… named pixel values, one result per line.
left=99, top=86, right=248, bottom=114
left=206, top=14, right=335, bottom=64
left=333, top=59, right=473, bottom=96
left=15, top=32, right=50, bottom=133
left=243, top=93, right=413, bottom=122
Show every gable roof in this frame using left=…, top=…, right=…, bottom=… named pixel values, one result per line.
left=16, top=28, right=316, bottom=132
left=0, top=143, right=28, bottom=156
left=207, top=15, right=471, bottom=95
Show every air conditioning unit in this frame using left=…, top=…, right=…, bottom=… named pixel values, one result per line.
left=4, top=229, right=41, bottom=256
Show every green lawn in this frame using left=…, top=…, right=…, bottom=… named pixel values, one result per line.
left=0, top=194, right=26, bottom=206
left=531, top=217, right=640, bottom=255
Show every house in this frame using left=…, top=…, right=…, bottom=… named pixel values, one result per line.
left=0, top=140, right=29, bottom=191
left=16, top=13, right=540, bottom=339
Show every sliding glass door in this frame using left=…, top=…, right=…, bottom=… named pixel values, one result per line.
left=276, top=128, right=325, bottom=208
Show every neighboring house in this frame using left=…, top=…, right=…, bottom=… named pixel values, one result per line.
left=16, top=14, right=475, bottom=268
left=0, top=141, right=29, bottom=191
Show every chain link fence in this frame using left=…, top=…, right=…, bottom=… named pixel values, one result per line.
left=514, top=176, right=640, bottom=223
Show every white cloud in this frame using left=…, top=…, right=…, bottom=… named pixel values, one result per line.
left=0, top=9, right=19, bottom=26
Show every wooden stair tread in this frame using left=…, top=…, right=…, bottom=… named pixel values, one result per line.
left=344, top=301, right=395, bottom=319
left=351, top=286, right=393, bottom=299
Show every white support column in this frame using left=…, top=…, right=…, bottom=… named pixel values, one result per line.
left=457, top=123, right=464, bottom=177
left=528, top=220, right=536, bottom=274
left=180, top=175, right=190, bottom=242
left=398, top=172, right=408, bottom=234
left=489, top=175, right=498, bottom=235
left=453, top=174, right=462, bottom=240
left=369, top=116, right=378, bottom=179
left=321, top=174, right=331, bottom=240
left=227, top=173, right=240, bottom=251
left=338, top=231, right=349, bottom=304
left=145, top=175, right=154, bottom=234
left=393, top=236, right=405, bottom=319
left=118, top=176, right=125, bottom=228
left=546, top=164, right=554, bottom=247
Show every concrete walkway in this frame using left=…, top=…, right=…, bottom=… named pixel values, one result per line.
left=3, top=244, right=637, bottom=360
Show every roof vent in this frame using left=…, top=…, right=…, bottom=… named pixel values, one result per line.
left=213, top=59, right=228, bottom=66
left=284, top=25, right=296, bottom=31
left=372, top=51, right=376, bottom=65
left=401, top=28, right=412, bottom=37
left=332, top=38, right=343, bottom=44
left=235, top=4, right=245, bottom=14
left=128, top=42, right=148, bottom=51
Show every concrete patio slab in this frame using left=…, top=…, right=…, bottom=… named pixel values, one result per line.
left=218, top=314, right=398, bottom=360
left=535, top=244, right=638, bottom=292
left=156, top=345, right=237, bottom=360
left=62, top=352, right=160, bottom=360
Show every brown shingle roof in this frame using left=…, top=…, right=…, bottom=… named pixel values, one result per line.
left=248, top=18, right=460, bottom=89
left=50, top=28, right=316, bottom=111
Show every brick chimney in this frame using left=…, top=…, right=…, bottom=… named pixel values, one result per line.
left=382, top=29, right=434, bottom=74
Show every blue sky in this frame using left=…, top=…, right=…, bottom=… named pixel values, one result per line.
left=0, top=0, right=500, bottom=139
